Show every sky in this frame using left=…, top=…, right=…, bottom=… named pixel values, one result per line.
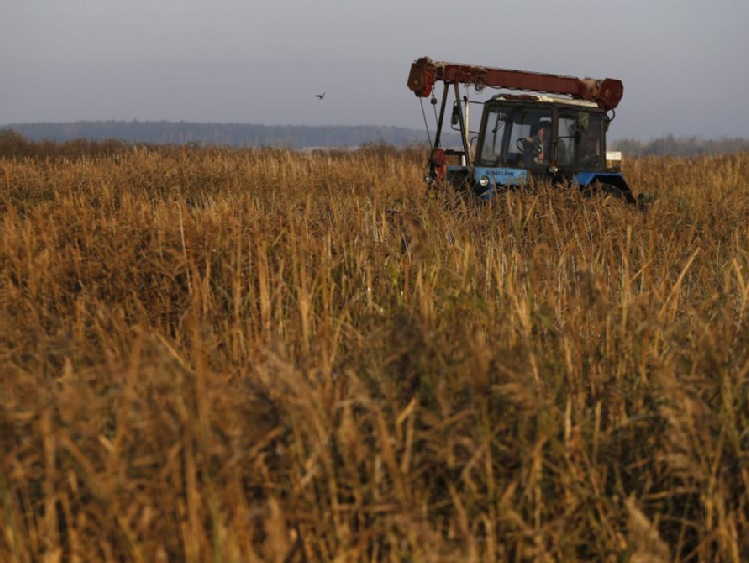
left=2, top=0, right=748, bottom=141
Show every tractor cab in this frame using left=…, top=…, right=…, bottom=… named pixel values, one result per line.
left=469, top=95, right=630, bottom=200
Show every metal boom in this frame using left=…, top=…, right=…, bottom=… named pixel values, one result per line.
left=407, top=57, right=623, bottom=112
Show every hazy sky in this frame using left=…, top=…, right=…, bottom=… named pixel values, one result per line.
left=2, top=0, right=747, bottom=140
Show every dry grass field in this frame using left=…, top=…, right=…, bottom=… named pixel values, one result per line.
left=1, top=142, right=748, bottom=561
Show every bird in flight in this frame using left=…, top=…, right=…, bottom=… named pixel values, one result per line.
left=315, top=92, right=326, bottom=100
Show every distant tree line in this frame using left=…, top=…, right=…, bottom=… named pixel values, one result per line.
left=0, top=129, right=139, bottom=159
left=0, top=128, right=431, bottom=161
left=4, top=122, right=748, bottom=157
left=612, top=135, right=749, bottom=157
left=1, top=121, right=433, bottom=149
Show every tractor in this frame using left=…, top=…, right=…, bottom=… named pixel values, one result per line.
left=407, top=57, right=646, bottom=205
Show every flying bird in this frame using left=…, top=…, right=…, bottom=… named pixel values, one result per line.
left=315, top=92, right=326, bottom=100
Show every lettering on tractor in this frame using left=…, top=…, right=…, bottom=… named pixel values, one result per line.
left=407, top=56, right=652, bottom=207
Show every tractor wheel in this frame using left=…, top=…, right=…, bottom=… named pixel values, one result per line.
left=597, top=182, right=637, bottom=205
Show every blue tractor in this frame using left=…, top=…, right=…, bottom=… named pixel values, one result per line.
left=407, top=57, right=644, bottom=205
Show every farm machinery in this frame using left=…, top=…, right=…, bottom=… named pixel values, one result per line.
left=407, top=56, right=646, bottom=205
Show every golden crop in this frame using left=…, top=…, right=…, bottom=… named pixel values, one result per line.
left=1, top=145, right=748, bottom=561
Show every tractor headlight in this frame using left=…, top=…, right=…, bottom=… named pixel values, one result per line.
left=479, top=175, right=490, bottom=187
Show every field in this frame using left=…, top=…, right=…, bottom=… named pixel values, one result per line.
left=1, top=143, right=748, bottom=561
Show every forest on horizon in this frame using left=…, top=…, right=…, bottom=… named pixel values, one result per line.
left=3, top=121, right=749, bottom=156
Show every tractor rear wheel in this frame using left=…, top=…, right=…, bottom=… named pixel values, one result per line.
left=595, top=182, right=637, bottom=205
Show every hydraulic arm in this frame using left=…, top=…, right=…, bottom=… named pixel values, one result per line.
left=407, top=57, right=623, bottom=112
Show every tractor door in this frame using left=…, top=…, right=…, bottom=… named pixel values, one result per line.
left=503, top=108, right=552, bottom=170
left=477, top=106, right=553, bottom=170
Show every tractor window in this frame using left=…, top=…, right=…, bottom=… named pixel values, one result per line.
left=478, top=107, right=552, bottom=168
left=557, top=114, right=577, bottom=167
left=505, top=109, right=552, bottom=169
left=478, top=108, right=510, bottom=165
left=578, top=113, right=606, bottom=170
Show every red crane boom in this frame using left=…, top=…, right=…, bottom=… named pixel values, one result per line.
left=407, top=57, right=623, bottom=112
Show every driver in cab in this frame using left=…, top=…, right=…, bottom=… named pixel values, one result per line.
left=526, top=122, right=551, bottom=165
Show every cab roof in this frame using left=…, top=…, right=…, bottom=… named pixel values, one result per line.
left=490, top=94, right=601, bottom=110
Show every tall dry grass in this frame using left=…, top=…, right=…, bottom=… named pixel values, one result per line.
left=1, top=144, right=748, bottom=561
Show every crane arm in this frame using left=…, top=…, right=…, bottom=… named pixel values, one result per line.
left=407, top=57, right=623, bottom=112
